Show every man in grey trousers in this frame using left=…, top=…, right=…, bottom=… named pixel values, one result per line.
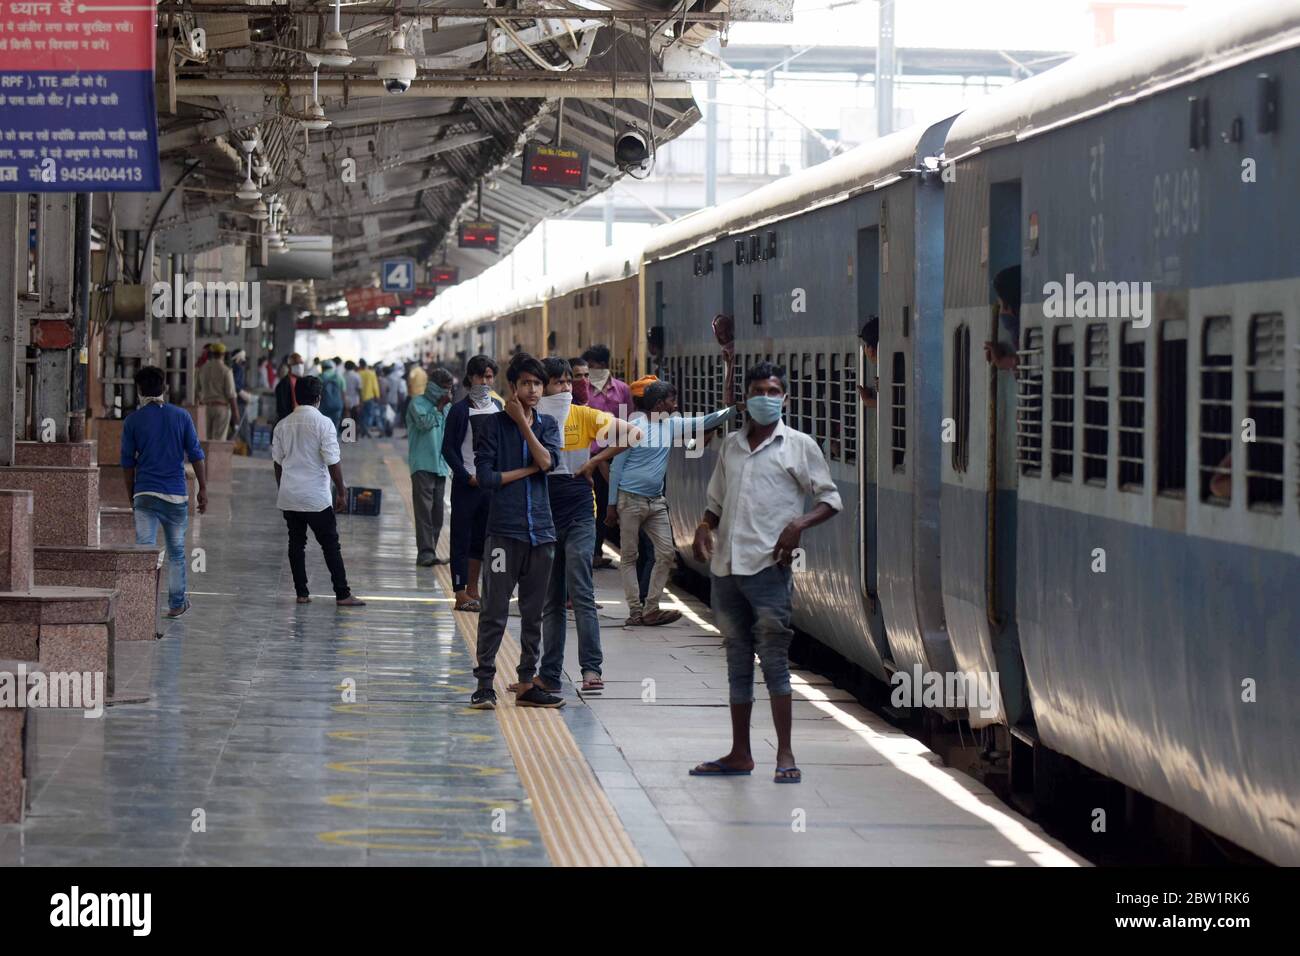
left=468, top=354, right=564, bottom=710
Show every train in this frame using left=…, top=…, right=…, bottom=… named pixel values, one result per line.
left=386, top=0, right=1300, bottom=865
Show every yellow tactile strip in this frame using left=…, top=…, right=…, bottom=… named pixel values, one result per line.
left=383, top=456, right=643, bottom=867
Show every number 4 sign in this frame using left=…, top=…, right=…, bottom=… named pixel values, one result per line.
left=382, top=258, right=416, bottom=292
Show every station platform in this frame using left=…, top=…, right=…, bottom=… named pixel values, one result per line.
left=0, top=437, right=1084, bottom=867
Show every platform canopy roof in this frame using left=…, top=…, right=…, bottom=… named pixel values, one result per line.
left=148, top=1, right=793, bottom=308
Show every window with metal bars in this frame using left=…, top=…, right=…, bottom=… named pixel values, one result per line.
left=1083, top=324, right=1109, bottom=484
left=815, top=353, right=828, bottom=450
left=1157, top=319, right=1188, bottom=496
left=1051, top=327, right=1075, bottom=479
left=689, top=354, right=699, bottom=415
left=1199, top=317, right=1233, bottom=503
left=952, top=325, right=970, bottom=473
left=800, top=354, right=814, bottom=434
left=830, top=353, right=842, bottom=461
left=733, top=352, right=744, bottom=410
left=1017, top=326, right=1044, bottom=475
left=844, top=351, right=858, bottom=465
left=1247, top=312, right=1285, bottom=510
left=891, top=351, right=906, bottom=472
left=1118, top=323, right=1146, bottom=491
left=786, top=356, right=799, bottom=430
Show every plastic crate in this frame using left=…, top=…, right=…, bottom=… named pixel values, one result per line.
left=347, top=487, right=382, bottom=516
left=250, top=424, right=273, bottom=458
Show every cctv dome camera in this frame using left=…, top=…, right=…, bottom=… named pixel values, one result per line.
left=615, top=127, right=650, bottom=167
left=377, top=54, right=416, bottom=94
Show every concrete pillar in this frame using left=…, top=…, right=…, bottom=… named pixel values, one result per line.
left=0, top=195, right=20, bottom=467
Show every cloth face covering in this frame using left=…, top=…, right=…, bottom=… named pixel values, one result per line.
left=746, top=395, right=784, bottom=425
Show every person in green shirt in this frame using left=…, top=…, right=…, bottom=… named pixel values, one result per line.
left=406, top=367, right=455, bottom=566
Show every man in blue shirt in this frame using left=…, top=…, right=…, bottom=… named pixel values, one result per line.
left=469, top=354, right=562, bottom=711
left=607, top=380, right=733, bottom=626
left=120, top=365, right=208, bottom=618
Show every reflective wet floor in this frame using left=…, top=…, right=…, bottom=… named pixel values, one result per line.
left=0, top=437, right=1084, bottom=867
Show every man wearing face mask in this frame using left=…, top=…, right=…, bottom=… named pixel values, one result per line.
left=529, top=357, right=642, bottom=696
left=275, top=352, right=306, bottom=424
left=690, top=362, right=841, bottom=785
left=442, top=355, right=502, bottom=612
left=580, top=344, right=633, bottom=569
left=406, top=367, right=455, bottom=566
left=468, top=353, right=563, bottom=710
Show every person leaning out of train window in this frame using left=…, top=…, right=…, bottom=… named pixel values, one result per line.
left=690, top=361, right=842, bottom=784
left=983, top=265, right=1022, bottom=372
left=857, top=316, right=880, bottom=409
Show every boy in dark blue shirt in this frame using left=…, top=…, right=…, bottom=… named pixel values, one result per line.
left=469, top=354, right=562, bottom=710
left=120, top=366, right=208, bottom=618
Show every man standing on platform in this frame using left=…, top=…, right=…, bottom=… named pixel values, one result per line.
left=196, top=342, right=239, bottom=440
left=121, top=366, right=208, bottom=619
left=468, top=354, right=562, bottom=711
left=272, top=375, right=366, bottom=608
left=275, top=352, right=305, bottom=424
left=442, top=355, right=501, bottom=612
left=689, top=361, right=841, bottom=785
left=533, top=357, right=641, bottom=696
left=581, top=344, right=632, bottom=570
left=406, top=367, right=454, bottom=567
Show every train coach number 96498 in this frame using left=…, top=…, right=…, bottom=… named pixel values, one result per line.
left=1152, top=168, right=1201, bottom=239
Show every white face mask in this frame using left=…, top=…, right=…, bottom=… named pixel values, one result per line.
left=537, top=391, right=573, bottom=430
left=589, top=369, right=611, bottom=391
left=291, top=363, right=304, bottom=376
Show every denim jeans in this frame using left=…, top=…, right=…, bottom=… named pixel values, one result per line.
left=711, top=563, right=794, bottom=704
left=133, top=495, right=189, bottom=610
left=540, top=514, right=602, bottom=683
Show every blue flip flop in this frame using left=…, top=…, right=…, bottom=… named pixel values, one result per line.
left=689, top=761, right=752, bottom=777
left=774, top=766, right=802, bottom=784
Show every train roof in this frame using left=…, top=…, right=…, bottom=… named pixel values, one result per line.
left=642, top=123, right=931, bottom=264
left=945, top=0, right=1300, bottom=159
left=543, top=242, right=643, bottom=300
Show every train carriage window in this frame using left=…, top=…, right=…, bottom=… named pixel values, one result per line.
left=891, top=352, right=907, bottom=472
left=951, top=325, right=970, bottom=474
left=1157, top=319, right=1188, bottom=496
left=830, top=354, right=843, bottom=461
left=844, top=352, right=858, bottom=466
left=1246, top=312, right=1285, bottom=509
left=1017, top=326, right=1044, bottom=476
left=733, top=353, right=745, bottom=412
left=1082, top=323, right=1110, bottom=485
left=815, top=353, right=829, bottom=451
left=1199, top=316, right=1233, bottom=504
left=801, top=354, right=814, bottom=434
left=1051, top=327, right=1076, bottom=479
left=1118, top=323, right=1146, bottom=491
left=787, top=357, right=799, bottom=427
left=687, top=354, right=696, bottom=415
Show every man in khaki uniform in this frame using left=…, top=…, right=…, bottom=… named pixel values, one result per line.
left=196, top=342, right=239, bottom=440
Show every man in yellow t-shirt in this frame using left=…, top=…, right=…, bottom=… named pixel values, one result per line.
left=528, top=357, right=642, bottom=696
left=358, top=358, right=381, bottom=436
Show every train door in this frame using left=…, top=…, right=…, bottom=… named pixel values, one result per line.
left=856, top=225, right=882, bottom=623
left=987, top=178, right=1029, bottom=724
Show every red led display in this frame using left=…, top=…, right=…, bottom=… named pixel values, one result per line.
left=521, top=142, right=589, bottom=190
left=429, top=267, right=460, bottom=285
left=458, top=221, right=500, bottom=248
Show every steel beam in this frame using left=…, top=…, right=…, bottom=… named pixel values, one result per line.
left=155, top=3, right=793, bottom=23
left=172, top=79, right=694, bottom=99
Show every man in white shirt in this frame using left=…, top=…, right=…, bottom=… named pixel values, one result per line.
left=272, top=375, right=366, bottom=607
left=689, top=361, right=841, bottom=784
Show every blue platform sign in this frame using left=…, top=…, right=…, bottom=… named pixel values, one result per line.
left=0, top=2, right=161, bottom=191
left=381, top=258, right=416, bottom=293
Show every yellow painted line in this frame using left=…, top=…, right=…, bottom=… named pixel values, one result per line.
left=325, top=792, right=521, bottom=813
left=318, top=827, right=531, bottom=852
left=385, top=455, right=643, bottom=867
